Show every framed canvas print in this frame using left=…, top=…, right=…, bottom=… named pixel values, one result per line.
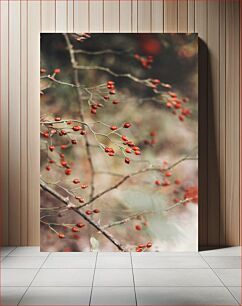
left=40, top=33, right=198, bottom=252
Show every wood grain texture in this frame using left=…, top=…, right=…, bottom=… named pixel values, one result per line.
left=195, top=0, right=208, bottom=247
left=225, top=0, right=240, bottom=246
left=164, top=0, right=178, bottom=32
left=103, top=0, right=119, bottom=32
left=9, top=0, right=21, bottom=245
left=137, top=0, right=151, bottom=32
left=151, top=0, right=164, bottom=33
left=90, top=0, right=103, bottom=32
left=0, top=0, right=9, bottom=245
left=178, top=0, right=188, bottom=32
left=27, top=0, right=40, bottom=245
left=20, top=0, right=28, bottom=246
left=207, top=0, right=220, bottom=246
left=0, top=0, right=240, bottom=247
left=219, top=0, right=226, bottom=246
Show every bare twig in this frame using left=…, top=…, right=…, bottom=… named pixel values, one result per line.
left=40, top=179, right=127, bottom=251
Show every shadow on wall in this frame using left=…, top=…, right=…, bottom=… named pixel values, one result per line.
left=198, top=38, right=220, bottom=251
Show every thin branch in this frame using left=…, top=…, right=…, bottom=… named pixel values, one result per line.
left=77, top=150, right=198, bottom=209
left=40, top=179, right=127, bottom=251
left=103, top=198, right=192, bottom=230
left=74, top=48, right=133, bottom=55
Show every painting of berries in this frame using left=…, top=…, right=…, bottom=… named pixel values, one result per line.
left=40, top=33, right=198, bottom=252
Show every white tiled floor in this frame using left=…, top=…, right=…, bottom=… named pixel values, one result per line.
left=0, top=246, right=241, bottom=305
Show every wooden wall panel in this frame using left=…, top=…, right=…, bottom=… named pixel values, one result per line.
left=0, top=0, right=241, bottom=247
left=164, top=0, right=178, bottom=32
left=9, top=0, right=21, bottom=245
left=27, top=1, right=40, bottom=245
left=151, top=0, right=164, bottom=33
left=56, top=0, right=67, bottom=32
left=225, top=0, right=240, bottom=246
left=20, top=0, right=28, bottom=246
left=195, top=0, right=208, bottom=247
left=207, top=0, right=220, bottom=246
left=0, top=0, right=9, bottom=245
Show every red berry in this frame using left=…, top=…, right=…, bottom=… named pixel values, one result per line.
left=91, top=108, right=97, bottom=114
left=60, top=130, right=67, bottom=136
left=175, top=179, right=181, bottom=185
left=72, top=227, right=79, bottom=232
left=125, top=148, right=132, bottom=154
left=60, top=160, right=67, bottom=167
left=165, top=171, right=172, bottom=177
left=76, top=223, right=85, bottom=228
left=85, top=210, right=92, bottom=215
left=166, top=102, right=173, bottom=108
left=146, top=242, right=152, bottom=248
left=45, top=165, right=51, bottom=171
left=72, top=125, right=81, bottom=131
left=155, top=180, right=161, bottom=186
left=58, top=233, right=65, bottom=239
left=122, top=135, right=128, bottom=141
left=162, top=179, right=170, bottom=187
left=67, top=120, right=73, bottom=125
left=65, top=168, right=72, bottom=175
left=125, top=157, right=130, bottom=164
left=50, top=129, right=57, bottom=135
left=109, top=90, right=116, bottom=95
left=71, top=140, right=77, bottom=144
left=110, top=126, right=118, bottom=131
left=49, top=159, right=55, bottom=164
left=43, top=131, right=49, bottom=138
left=81, top=184, right=88, bottom=189
left=123, top=122, right=131, bottom=128
left=49, top=145, right=55, bottom=152
left=108, top=152, right=115, bottom=156
left=136, top=247, right=143, bottom=252
left=55, top=116, right=61, bottom=121
left=112, top=100, right=119, bottom=105
left=80, top=130, right=86, bottom=135
left=107, top=80, right=115, bottom=85
left=152, top=79, right=160, bottom=85
left=135, top=151, right=141, bottom=155
left=179, top=115, right=185, bottom=121
left=138, top=244, right=146, bottom=248
left=73, top=179, right=80, bottom=184
left=103, top=95, right=109, bottom=100
left=93, top=208, right=100, bottom=213
left=132, top=146, right=140, bottom=151
left=135, top=225, right=142, bottom=231
left=54, top=68, right=61, bottom=74
left=105, top=147, right=111, bottom=153
left=61, top=144, right=67, bottom=150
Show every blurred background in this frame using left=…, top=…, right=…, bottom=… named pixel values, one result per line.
left=40, top=33, right=198, bottom=252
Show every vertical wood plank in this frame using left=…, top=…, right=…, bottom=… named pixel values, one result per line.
left=0, top=0, right=9, bottom=245
left=90, top=0, right=103, bottom=32
left=20, top=0, right=28, bottom=245
left=164, top=0, right=178, bottom=32
left=195, top=0, right=208, bottom=248
left=103, top=0, right=119, bottom=32
left=207, top=0, right=220, bottom=246
left=219, top=0, right=226, bottom=247
left=137, top=0, right=151, bottom=32
left=188, top=0, right=195, bottom=33
left=74, top=0, right=89, bottom=32
left=131, top=0, right=138, bottom=32
left=56, top=0, right=67, bottom=32
left=151, top=0, right=164, bottom=33
left=9, top=0, right=21, bottom=246
left=27, top=0, right=40, bottom=245
left=120, top=0, right=132, bottom=32
left=41, top=0, right=56, bottom=32
left=67, top=0, right=74, bottom=32
left=225, top=0, right=240, bottom=246
left=178, top=0, right=188, bottom=33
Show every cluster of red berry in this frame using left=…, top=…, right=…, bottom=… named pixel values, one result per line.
left=58, top=221, right=86, bottom=239
left=85, top=208, right=100, bottom=215
left=136, top=241, right=152, bottom=252
left=144, top=130, right=158, bottom=146
left=165, top=92, right=191, bottom=121
left=134, top=54, right=154, bottom=69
